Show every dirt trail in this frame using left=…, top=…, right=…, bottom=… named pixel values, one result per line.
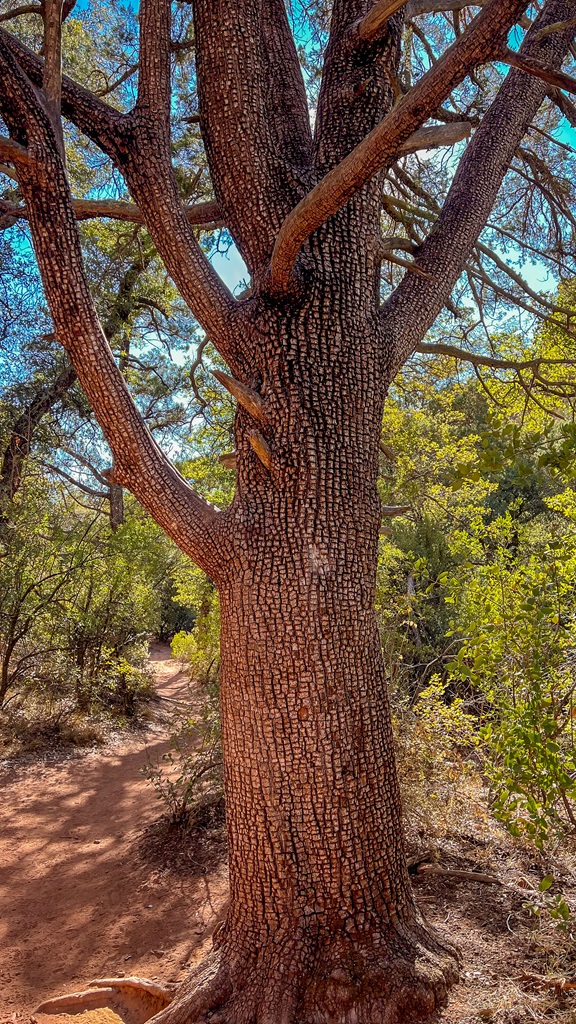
left=0, top=645, right=228, bottom=1020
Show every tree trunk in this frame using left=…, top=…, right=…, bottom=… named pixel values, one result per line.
left=159, top=253, right=457, bottom=1023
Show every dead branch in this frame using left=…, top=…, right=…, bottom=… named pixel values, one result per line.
left=397, top=120, right=472, bottom=154
left=417, top=864, right=502, bottom=885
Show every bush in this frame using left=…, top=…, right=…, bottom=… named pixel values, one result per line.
left=143, top=683, right=222, bottom=827
left=394, top=675, right=481, bottom=836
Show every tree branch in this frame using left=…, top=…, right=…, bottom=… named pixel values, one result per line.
left=547, top=85, right=576, bottom=125
left=42, top=0, right=63, bottom=133
left=270, top=0, right=530, bottom=294
left=380, top=0, right=576, bottom=376
left=397, top=120, right=472, bottom=154
left=406, top=0, right=481, bottom=14
left=534, top=17, right=576, bottom=41
left=416, top=341, right=576, bottom=370
left=113, top=0, right=239, bottom=363
left=0, top=27, right=129, bottom=159
left=0, top=195, right=223, bottom=229
left=500, top=48, right=576, bottom=96
left=357, top=0, right=408, bottom=43
left=0, top=34, right=227, bottom=578
left=1, top=11, right=237, bottom=363
left=0, top=361, right=76, bottom=504
left=193, top=0, right=313, bottom=275
left=0, top=5, right=42, bottom=23
left=0, top=134, right=28, bottom=164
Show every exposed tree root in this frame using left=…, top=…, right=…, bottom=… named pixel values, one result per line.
left=35, top=977, right=173, bottom=1024
left=151, top=928, right=455, bottom=1024
left=34, top=923, right=457, bottom=1024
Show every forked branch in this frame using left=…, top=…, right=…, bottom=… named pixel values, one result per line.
left=380, top=0, right=576, bottom=373
left=269, top=0, right=530, bottom=294
left=0, top=19, right=238, bottom=364
left=0, top=35, right=227, bottom=578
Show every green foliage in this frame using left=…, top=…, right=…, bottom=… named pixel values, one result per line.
left=523, top=874, right=573, bottom=934
left=0, top=478, right=177, bottom=747
left=376, top=327, right=576, bottom=852
left=171, top=563, right=221, bottom=685
left=444, top=514, right=576, bottom=848
left=394, top=675, right=481, bottom=834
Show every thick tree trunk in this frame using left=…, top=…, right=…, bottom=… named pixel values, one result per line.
left=158, top=251, right=457, bottom=1023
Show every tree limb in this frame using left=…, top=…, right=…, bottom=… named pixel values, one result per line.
left=0, top=34, right=227, bottom=578
left=534, top=16, right=576, bottom=41
left=380, top=0, right=576, bottom=376
left=0, top=27, right=129, bottom=159
left=0, top=134, right=28, bottom=164
left=406, top=0, right=482, bottom=14
left=0, top=195, right=223, bottom=229
left=42, top=0, right=64, bottom=151
left=0, top=5, right=42, bottom=23
left=547, top=85, right=576, bottom=125
left=357, top=0, right=408, bottom=43
left=193, top=0, right=313, bottom=274
left=270, top=0, right=530, bottom=294
left=416, top=341, right=576, bottom=370
left=0, top=22, right=237, bottom=361
left=0, top=362, right=77, bottom=504
left=500, top=48, right=576, bottom=95
left=397, top=120, right=472, bottom=154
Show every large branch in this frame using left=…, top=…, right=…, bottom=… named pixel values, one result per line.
left=270, top=0, right=530, bottom=294
left=0, top=27, right=127, bottom=158
left=192, top=0, right=313, bottom=275
left=0, top=38, right=226, bottom=578
left=357, top=0, right=408, bottom=43
left=500, top=48, right=576, bottom=95
left=0, top=22, right=238, bottom=363
left=380, top=0, right=576, bottom=377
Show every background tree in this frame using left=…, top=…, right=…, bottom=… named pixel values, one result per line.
left=1, top=1, right=576, bottom=1022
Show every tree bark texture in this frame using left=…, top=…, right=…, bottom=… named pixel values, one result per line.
left=1, top=1, right=575, bottom=1021
left=213, top=329, right=455, bottom=1023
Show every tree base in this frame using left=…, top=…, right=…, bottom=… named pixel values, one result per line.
left=36, top=920, right=458, bottom=1024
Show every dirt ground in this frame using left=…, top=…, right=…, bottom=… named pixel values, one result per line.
left=2, top=646, right=576, bottom=1024
left=0, top=646, right=228, bottom=1021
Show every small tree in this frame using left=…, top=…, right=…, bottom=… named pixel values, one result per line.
left=1, top=1, right=575, bottom=1021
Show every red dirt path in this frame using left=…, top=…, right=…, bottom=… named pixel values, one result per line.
left=0, top=646, right=228, bottom=1021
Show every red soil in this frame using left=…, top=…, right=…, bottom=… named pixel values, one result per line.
left=0, top=646, right=228, bottom=1022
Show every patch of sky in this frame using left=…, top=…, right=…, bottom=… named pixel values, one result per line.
left=211, top=246, right=249, bottom=296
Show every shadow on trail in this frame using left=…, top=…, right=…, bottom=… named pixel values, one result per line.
left=0, top=647, right=229, bottom=1015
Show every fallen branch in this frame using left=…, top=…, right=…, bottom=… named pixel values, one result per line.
left=417, top=863, right=502, bottom=885
left=519, top=972, right=576, bottom=992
